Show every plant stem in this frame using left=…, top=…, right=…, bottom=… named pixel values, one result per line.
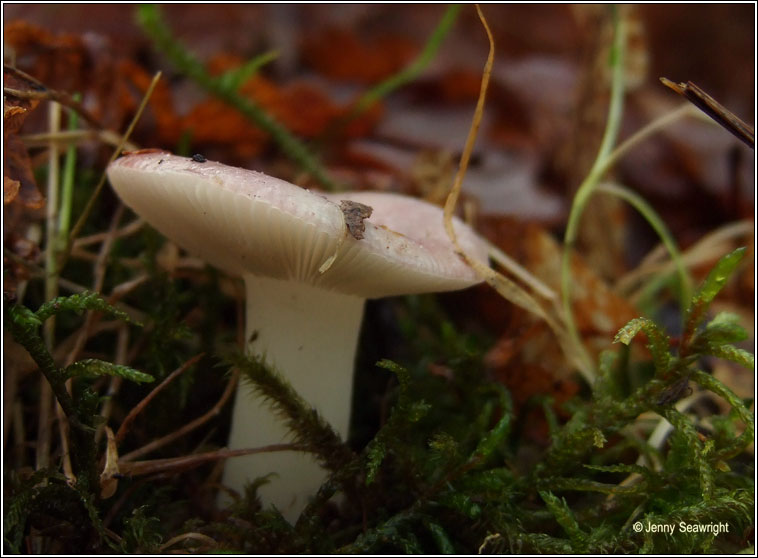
left=595, top=182, right=692, bottom=307
left=560, top=7, right=627, bottom=383
left=38, top=101, right=62, bottom=470
left=348, top=4, right=462, bottom=119
left=56, top=96, right=80, bottom=253
left=60, top=72, right=162, bottom=273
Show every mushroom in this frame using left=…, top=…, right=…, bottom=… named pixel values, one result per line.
left=106, top=152, right=488, bottom=521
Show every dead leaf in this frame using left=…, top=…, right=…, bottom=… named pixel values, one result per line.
left=302, top=27, right=417, bottom=84
left=182, top=56, right=382, bottom=160
left=339, top=200, right=373, bottom=240
left=463, top=218, right=640, bottom=406
left=3, top=69, right=44, bottom=208
left=99, top=426, right=120, bottom=499
left=4, top=20, right=88, bottom=93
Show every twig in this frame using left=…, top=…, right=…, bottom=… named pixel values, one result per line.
left=158, top=532, right=218, bottom=553
left=660, top=77, right=754, bottom=148
left=3, top=65, right=103, bottom=129
left=55, top=205, right=131, bottom=468
left=73, top=218, right=144, bottom=249
left=65, top=205, right=127, bottom=368
left=119, top=443, right=304, bottom=476
left=37, top=101, right=62, bottom=472
left=115, top=353, right=206, bottom=445
left=52, top=321, right=128, bottom=364
left=59, top=71, right=162, bottom=273
left=441, top=5, right=590, bottom=379
left=120, top=366, right=238, bottom=461
left=12, top=403, right=26, bottom=468
left=20, top=129, right=138, bottom=152
left=108, top=274, right=151, bottom=302
left=95, top=325, right=130, bottom=445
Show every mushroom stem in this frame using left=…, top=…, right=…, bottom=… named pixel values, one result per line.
left=222, top=275, right=365, bottom=521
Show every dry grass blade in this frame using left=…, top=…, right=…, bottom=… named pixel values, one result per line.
left=616, top=220, right=754, bottom=299
left=59, top=71, right=162, bottom=272
left=442, top=5, right=591, bottom=379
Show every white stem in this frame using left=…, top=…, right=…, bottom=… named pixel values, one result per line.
left=221, top=275, right=365, bottom=521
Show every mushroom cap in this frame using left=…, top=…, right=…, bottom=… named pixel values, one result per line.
left=107, top=152, right=488, bottom=298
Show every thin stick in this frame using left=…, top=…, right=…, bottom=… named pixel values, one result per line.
left=95, top=325, right=130, bottom=445
left=115, top=353, right=206, bottom=445
left=120, top=367, right=238, bottom=462
left=37, top=101, right=62, bottom=472
left=59, top=71, right=162, bottom=273
left=661, top=77, right=754, bottom=148
left=486, top=240, right=556, bottom=302
left=441, top=5, right=592, bottom=379
left=158, top=533, right=218, bottom=553
left=55, top=201, right=129, bottom=479
left=20, top=129, right=138, bottom=152
left=64, top=205, right=127, bottom=371
left=3, top=64, right=102, bottom=129
left=119, top=443, right=304, bottom=476
left=12, top=403, right=26, bottom=468
left=73, top=218, right=144, bottom=249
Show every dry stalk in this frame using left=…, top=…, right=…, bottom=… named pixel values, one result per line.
left=73, top=218, right=145, bottom=249
left=119, top=444, right=304, bottom=477
left=120, top=365, right=238, bottom=461
left=115, top=353, right=207, bottom=446
left=158, top=532, right=219, bottom=553
left=37, top=101, right=62, bottom=472
left=441, top=5, right=592, bottom=379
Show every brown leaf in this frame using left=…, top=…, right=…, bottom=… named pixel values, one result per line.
left=302, top=27, right=417, bottom=84
left=182, top=56, right=382, bottom=160
left=4, top=20, right=88, bottom=93
left=3, top=70, right=44, bottom=208
left=460, top=218, right=639, bottom=410
left=4, top=136, right=43, bottom=209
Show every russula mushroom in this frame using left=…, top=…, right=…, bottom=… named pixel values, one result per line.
left=107, top=152, right=488, bottom=520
